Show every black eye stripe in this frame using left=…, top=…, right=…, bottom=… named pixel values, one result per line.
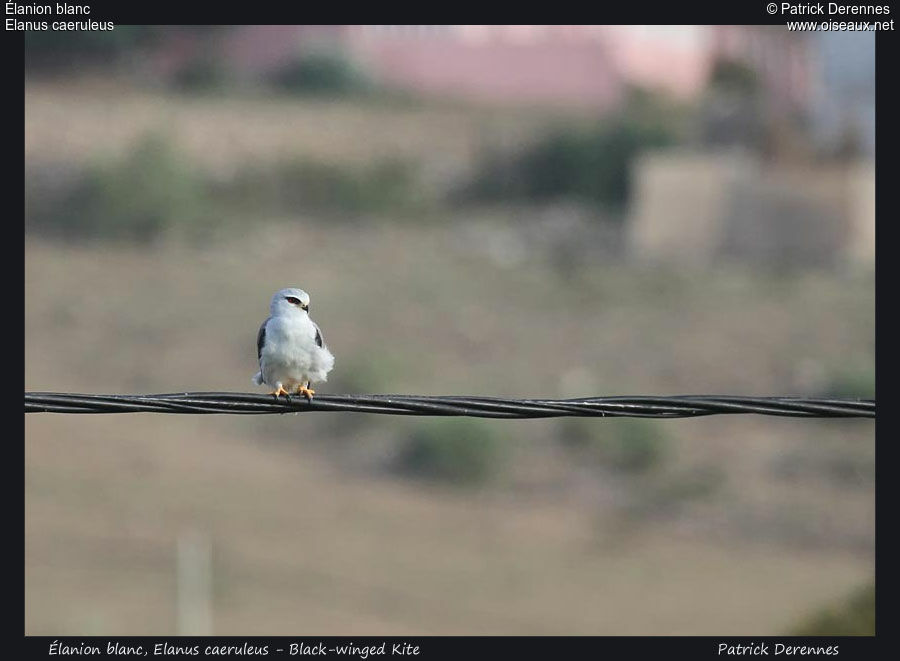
left=286, top=296, right=301, bottom=305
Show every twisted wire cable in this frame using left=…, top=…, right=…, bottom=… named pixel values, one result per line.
left=24, top=392, right=875, bottom=419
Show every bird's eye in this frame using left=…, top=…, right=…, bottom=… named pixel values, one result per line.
left=286, top=296, right=301, bottom=305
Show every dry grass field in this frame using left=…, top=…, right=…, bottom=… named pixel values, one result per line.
left=25, top=79, right=569, bottom=192
left=25, top=81, right=874, bottom=635
left=25, top=223, right=874, bottom=635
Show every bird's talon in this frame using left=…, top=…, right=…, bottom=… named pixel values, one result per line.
left=296, top=385, right=315, bottom=401
left=270, top=386, right=290, bottom=398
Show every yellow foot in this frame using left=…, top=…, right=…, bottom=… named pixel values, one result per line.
left=295, top=384, right=316, bottom=401
left=269, top=385, right=290, bottom=398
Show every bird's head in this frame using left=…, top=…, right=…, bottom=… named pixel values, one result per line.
left=270, top=287, right=311, bottom=316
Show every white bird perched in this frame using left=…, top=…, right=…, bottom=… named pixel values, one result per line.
left=252, top=288, right=335, bottom=400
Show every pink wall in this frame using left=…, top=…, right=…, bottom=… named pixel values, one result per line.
left=159, top=26, right=811, bottom=116
left=348, top=36, right=624, bottom=110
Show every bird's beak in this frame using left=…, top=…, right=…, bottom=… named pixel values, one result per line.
left=301, top=304, right=309, bottom=311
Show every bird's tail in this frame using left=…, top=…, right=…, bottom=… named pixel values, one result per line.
left=252, top=372, right=264, bottom=386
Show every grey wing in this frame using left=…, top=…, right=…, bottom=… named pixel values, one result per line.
left=257, top=318, right=270, bottom=362
left=312, top=321, right=324, bottom=348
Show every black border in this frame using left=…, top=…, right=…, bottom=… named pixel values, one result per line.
left=14, top=6, right=891, bottom=657
left=17, top=636, right=883, bottom=658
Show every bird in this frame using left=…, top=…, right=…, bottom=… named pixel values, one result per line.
left=252, top=288, right=335, bottom=400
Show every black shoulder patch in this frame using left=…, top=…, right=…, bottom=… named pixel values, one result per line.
left=315, top=326, right=324, bottom=348
left=257, top=319, right=269, bottom=361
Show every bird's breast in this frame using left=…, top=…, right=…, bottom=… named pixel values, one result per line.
left=262, top=316, right=317, bottom=356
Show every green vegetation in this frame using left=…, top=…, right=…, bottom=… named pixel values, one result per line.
left=708, top=57, right=760, bottom=96
left=396, top=419, right=505, bottom=486
left=820, top=365, right=875, bottom=399
left=268, top=52, right=373, bottom=97
left=27, top=133, right=211, bottom=243
left=701, top=57, right=769, bottom=152
left=560, top=418, right=724, bottom=522
left=218, top=157, right=422, bottom=218
left=790, top=582, right=874, bottom=635
left=26, top=131, right=427, bottom=242
left=458, top=115, right=674, bottom=212
left=560, top=418, right=669, bottom=474
left=25, top=27, right=161, bottom=67
left=170, top=53, right=232, bottom=92
left=24, top=27, right=221, bottom=72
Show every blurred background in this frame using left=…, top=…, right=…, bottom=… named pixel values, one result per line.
left=24, top=25, right=874, bottom=635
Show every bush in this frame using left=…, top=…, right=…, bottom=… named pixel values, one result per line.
left=219, top=157, right=420, bottom=218
left=605, top=419, right=669, bottom=472
left=25, top=27, right=163, bottom=70
left=708, top=57, right=760, bottom=96
left=820, top=366, right=875, bottom=399
left=171, top=54, right=231, bottom=91
left=459, top=117, right=674, bottom=212
left=790, top=583, right=874, bottom=635
left=560, top=418, right=669, bottom=474
left=25, top=27, right=223, bottom=74
left=26, top=134, right=423, bottom=243
left=269, top=52, right=372, bottom=96
left=27, top=133, right=210, bottom=243
left=279, top=159, right=415, bottom=214
left=396, top=419, right=505, bottom=486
